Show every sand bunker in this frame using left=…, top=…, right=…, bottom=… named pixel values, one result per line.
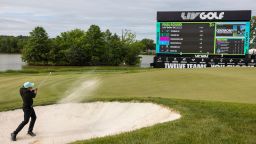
left=0, top=102, right=181, bottom=144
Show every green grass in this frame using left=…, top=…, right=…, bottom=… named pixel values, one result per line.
left=2, top=65, right=148, bottom=74
left=0, top=67, right=256, bottom=143
left=74, top=98, right=256, bottom=144
left=95, top=67, right=256, bottom=104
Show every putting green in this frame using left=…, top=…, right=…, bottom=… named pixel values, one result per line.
left=95, top=67, right=256, bottom=104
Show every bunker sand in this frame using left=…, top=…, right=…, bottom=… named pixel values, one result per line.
left=0, top=102, right=181, bottom=144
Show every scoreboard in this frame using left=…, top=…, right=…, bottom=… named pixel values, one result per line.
left=156, top=22, right=250, bottom=55
left=156, top=11, right=251, bottom=55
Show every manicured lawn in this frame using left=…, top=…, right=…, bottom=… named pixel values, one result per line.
left=0, top=67, right=256, bottom=143
left=74, top=97, right=256, bottom=144
left=95, top=67, right=256, bottom=104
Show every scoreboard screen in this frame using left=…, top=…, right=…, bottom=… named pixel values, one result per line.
left=156, top=22, right=250, bottom=55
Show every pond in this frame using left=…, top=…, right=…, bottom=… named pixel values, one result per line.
left=0, top=54, right=26, bottom=71
left=0, top=54, right=154, bottom=71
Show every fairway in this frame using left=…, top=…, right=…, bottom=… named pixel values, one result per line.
left=0, top=67, right=256, bottom=144
left=1, top=67, right=256, bottom=111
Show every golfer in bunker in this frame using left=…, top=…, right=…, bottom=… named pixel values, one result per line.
left=11, top=82, right=38, bottom=141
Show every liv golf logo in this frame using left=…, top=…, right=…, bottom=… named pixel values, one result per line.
left=181, top=12, right=225, bottom=20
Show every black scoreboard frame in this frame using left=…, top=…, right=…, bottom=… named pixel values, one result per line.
left=152, top=10, right=255, bottom=68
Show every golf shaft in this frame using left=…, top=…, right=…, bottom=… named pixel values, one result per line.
left=37, top=72, right=52, bottom=88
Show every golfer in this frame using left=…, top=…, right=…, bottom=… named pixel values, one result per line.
left=11, top=82, right=38, bottom=141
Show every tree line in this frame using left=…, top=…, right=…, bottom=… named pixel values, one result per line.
left=0, top=35, right=28, bottom=53
left=250, top=16, right=256, bottom=48
left=22, top=25, right=155, bottom=66
left=1, top=16, right=256, bottom=56
left=0, top=25, right=155, bottom=66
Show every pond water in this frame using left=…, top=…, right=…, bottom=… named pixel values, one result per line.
left=0, top=54, right=26, bottom=71
left=0, top=54, right=154, bottom=71
left=139, top=55, right=154, bottom=68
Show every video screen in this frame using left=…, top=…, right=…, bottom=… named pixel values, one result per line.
left=216, top=24, right=246, bottom=37
left=156, top=22, right=250, bottom=55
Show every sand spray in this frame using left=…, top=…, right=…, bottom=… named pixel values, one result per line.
left=58, top=77, right=101, bottom=104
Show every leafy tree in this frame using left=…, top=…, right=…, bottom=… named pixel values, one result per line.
left=0, top=35, right=27, bottom=53
left=17, top=36, right=28, bottom=53
left=251, top=16, right=256, bottom=48
left=120, top=30, right=142, bottom=65
left=22, top=27, right=50, bottom=65
left=85, top=25, right=104, bottom=65
left=140, top=38, right=155, bottom=52
left=110, top=34, right=126, bottom=65
left=102, top=29, right=114, bottom=64
left=51, top=29, right=89, bottom=65
left=125, top=41, right=142, bottom=65
left=18, top=25, right=143, bottom=66
left=121, top=29, right=136, bottom=44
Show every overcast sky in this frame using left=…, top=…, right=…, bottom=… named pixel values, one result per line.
left=0, top=0, right=255, bottom=40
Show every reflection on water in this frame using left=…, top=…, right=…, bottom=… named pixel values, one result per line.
left=140, top=55, right=154, bottom=68
left=0, top=54, right=154, bottom=71
left=0, top=54, right=25, bottom=71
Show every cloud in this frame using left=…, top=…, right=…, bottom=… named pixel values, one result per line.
left=0, top=0, right=255, bottom=40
